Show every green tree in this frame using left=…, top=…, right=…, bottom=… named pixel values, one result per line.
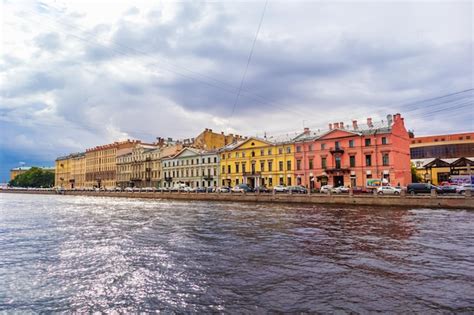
left=411, top=162, right=423, bottom=183
left=8, top=167, right=54, bottom=188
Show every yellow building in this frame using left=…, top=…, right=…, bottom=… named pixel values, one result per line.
left=70, top=153, right=86, bottom=189
left=219, top=137, right=295, bottom=188
left=191, top=128, right=242, bottom=150
left=55, top=155, right=72, bottom=188
left=85, top=140, right=139, bottom=188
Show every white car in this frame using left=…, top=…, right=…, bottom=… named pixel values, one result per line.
left=332, top=186, right=350, bottom=194
left=273, top=185, right=288, bottom=193
left=142, top=187, right=156, bottom=192
left=320, top=185, right=333, bottom=194
left=124, top=187, right=133, bottom=192
left=231, top=185, right=245, bottom=193
left=216, top=186, right=230, bottom=193
left=457, top=184, right=473, bottom=194
left=377, top=186, right=401, bottom=195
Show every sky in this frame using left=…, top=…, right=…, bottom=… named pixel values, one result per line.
left=0, top=0, right=473, bottom=182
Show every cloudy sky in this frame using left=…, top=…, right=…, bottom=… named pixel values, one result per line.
left=0, top=0, right=472, bottom=181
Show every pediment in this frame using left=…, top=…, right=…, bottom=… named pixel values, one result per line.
left=317, top=129, right=359, bottom=140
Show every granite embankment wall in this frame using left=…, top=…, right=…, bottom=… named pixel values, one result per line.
left=2, top=190, right=473, bottom=209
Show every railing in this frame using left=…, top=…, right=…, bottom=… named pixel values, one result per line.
left=243, top=171, right=262, bottom=176
left=329, top=146, right=344, bottom=154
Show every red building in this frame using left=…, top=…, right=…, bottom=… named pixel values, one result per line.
left=293, top=113, right=411, bottom=189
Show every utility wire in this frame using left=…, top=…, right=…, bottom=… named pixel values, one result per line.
left=229, top=0, right=268, bottom=119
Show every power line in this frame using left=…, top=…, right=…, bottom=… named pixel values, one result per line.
left=230, top=0, right=268, bottom=119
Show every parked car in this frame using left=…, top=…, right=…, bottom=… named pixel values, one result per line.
left=273, top=185, right=288, bottom=193
left=216, top=186, right=231, bottom=193
left=156, top=187, right=169, bottom=192
left=287, top=185, right=308, bottom=194
left=192, top=187, right=207, bottom=193
left=440, top=185, right=459, bottom=194
left=255, top=186, right=270, bottom=193
left=407, top=183, right=443, bottom=195
left=142, top=187, right=156, bottom=192
left=320, top=185, right=333, bottom=194
left=112, top=186, right=123, bottom=191
left=377, top=186, right=401, bottom=195
left=231, top=184, right=253, bottom=193
left=352, top=186, right=371, bottom=194
left=332, top=186, right=350, bottom=194
left=457, top=184, right=474, bottom=195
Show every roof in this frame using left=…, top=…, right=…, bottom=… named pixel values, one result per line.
left=163, top=147, right=218, bottom=160
left=10, top=166, right=54, bottom=171
left=411, top=157, right=474, bottom=168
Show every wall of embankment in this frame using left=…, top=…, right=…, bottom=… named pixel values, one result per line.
left=1, top=190, right=473, bottom=209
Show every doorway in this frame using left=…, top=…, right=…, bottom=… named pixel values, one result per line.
left=334, top=176, right=344, bottom=187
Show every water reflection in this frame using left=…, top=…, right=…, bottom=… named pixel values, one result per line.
left=0, top=194, right=473, bottom=313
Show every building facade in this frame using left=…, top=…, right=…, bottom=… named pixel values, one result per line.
left=162, top=148, right=219, bottom=188
left=55, top=153, right=85, bottom=189
left=410, top=132, right=474, bottom=185
left=219, top=138, right=295, bottom=188
left=293, top=114, right=411, bottom=189
left=85, top=140, right=139, bottom=188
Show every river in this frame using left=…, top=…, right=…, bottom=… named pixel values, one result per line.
left=0, top=193, right=473, bottom=313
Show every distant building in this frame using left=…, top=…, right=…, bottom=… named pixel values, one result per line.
left=410, top=132, right=474, bottom=185
left=55, top=153, right=86, bottom=189
left=293, top=114, right=411, bottom=189
left=10, top=166, right=55, bottom=182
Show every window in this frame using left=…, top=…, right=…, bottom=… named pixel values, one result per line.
left=242, top=163, right=246, bottom=173
left=268, top=149, right=272, bottom=155
left=382, top=137, right=387, bottom=145
left=279, top=161, right=283, bottom=171
left=202, top=158, right=205, bottom=163
left=287, top=160, right=291, bottom=171
left=278, top=148, right=283, bottom=154
left=227, top=165, right=231, bottom=173
left=309, top=159, right=313, bottom=169
left=251, top=151, right=255, bottom=157
left=208, top=157, right=211, bottom=163
left=335, top=157, right=341, bottom=169
left=321, top=157, right=327, bottom=169
left=335, top=141, right=340, bottom=149
left=260, top=149, right=264, bottom=156
left=349, top=140, right=354, bottom=148
left=268, top=161, right=273, bottom=171
left=236, top=178, right=239, bottom=185
left=365, top=154, right=372, bottom=166
left=260, top=161, right=265, bottom=171
left=321, top=143, right=326, bottom=150
left=350, top=156, right=356, bottom=167
left=242, top=152, right=246, bottom=158
left=236, top=152, right=240, bottom=158
left=214, top=157, right=217, bottom=163
left=222, top=165, right=225, bottom=174
left=296, top=159, right=301, bottom=170
left=196, top=158, right=199, bottom=164
left=296, top=146, right=301, bottom=153
left=235, top=163, right=240, bottom=173
left=287, top=177, right=292, bottom=186
left=309, top=144, right=313, bottom=151
left=365, top=139, right=371, bottom=146
left=383, top=154, right=389, bottom=166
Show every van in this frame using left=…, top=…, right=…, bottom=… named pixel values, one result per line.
left=407, top=183, right=442, bottom=195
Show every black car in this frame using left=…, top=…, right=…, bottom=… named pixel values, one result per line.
left=439, top=185, right=457, bottom=194
left=407, top=183, right=443, bottom=195
left=287, top=185, right=308, bottom=194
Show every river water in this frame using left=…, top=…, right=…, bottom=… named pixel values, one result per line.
left=0, top=193, right=473, bottom=313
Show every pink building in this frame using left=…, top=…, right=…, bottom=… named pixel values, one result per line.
left=293, top=113, right=411, bottom=189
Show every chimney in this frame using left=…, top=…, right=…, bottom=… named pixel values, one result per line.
left=221, top=131, right=224, bottom=135
left=339, top=122, right=344, bottom=129
left=328, top=123, right=332, bottom=130
left=367, top=117, right=373, bottom=127
left=209, top=129, right=212, bottom=132
left=386, top=114, right=393, bottom=126
left=304, top=127, right=310, bottom=134
left=352, top=120, right=358, bottom=130
left=334, top=122, right=339, bottom=129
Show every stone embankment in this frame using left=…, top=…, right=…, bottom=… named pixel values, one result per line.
left=2, top=189, right=473, bottom=209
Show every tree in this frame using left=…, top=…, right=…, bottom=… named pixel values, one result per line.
left=411, top=162, right=423, bottom=183
left=9, top=167, right=54, bottom=188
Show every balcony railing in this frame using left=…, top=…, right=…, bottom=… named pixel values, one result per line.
left=164, top=177, right=172, bottom=182
left=329, top=146, right=344, bottom=154
left=243, top=171, right=262, bottom=176
left=203, top=176, right=213, bottom=181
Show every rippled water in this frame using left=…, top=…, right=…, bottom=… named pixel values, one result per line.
left=0, top=193, right=473, bottom=313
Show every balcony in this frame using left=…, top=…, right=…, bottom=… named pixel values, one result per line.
left=329, top=146, right=344, bottom=154
left=243, top=171, right=262, bottom=177
left=203, top=176, right=213, bottom=181
left=325, top=167, right=351, bottom=173
left=165, top=177, right=172, bottom=182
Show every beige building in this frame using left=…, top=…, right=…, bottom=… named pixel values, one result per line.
left=117, top=138, right=183, bottom=188
left=85, top=140, right=139, bottom=188
left=55, top=153, right=85, bottom=189
left=11, top=166, right=55, bottom=182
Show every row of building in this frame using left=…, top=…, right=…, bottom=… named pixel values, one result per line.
left=48, top=113, right=473, bottom=189
left=51, top=114, right=407, bottom=189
